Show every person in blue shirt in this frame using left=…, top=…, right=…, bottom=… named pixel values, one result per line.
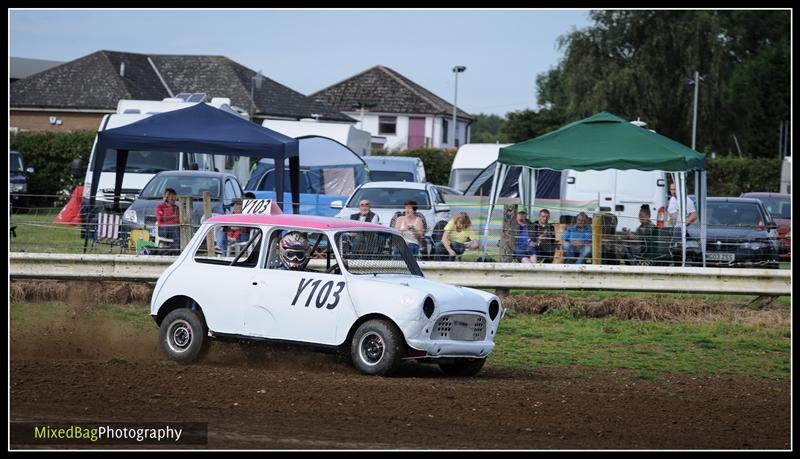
left=514, top=210, right=535, bottom=263
left=561, top=212, right=593, bottom=264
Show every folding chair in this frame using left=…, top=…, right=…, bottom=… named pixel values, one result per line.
left=93, top=212, right=123, bottom=253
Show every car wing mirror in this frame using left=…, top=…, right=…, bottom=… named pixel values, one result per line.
left=330, top=200, right=343, bottom=209
left=434, top=203, right=450, bottom=213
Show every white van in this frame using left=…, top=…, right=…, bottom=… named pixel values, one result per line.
left=262, top=119, right=371, bottom=157
left=449, top=143, right=510, bottom=192
left=561, top=169, right=667, bottom=232
left=82, top=96, right=250, bottom=210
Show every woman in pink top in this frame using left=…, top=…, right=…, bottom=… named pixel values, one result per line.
left=155, top=188, right=179, bottom=248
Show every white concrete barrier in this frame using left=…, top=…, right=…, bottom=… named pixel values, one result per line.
left=9, top=252, right=791, bottom=296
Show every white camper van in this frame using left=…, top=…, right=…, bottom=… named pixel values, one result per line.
left=561, top=169, right=668, bottom=231
left=449, top=143, right=511, bottom=192
left=82, top=95, right=250, bottom=210
left=261, top=119, right=372, bottom=157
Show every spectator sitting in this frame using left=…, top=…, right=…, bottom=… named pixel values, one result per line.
left=435, top=212, right=478, bottom=261
left=350, top=199, right=380, bottom=224
left=155, top=188, right=180, bottom=248
left=622, top=205, right=656, bottom=264
left=513, top=210, right=535, bottom=263
left=529, top=208, right=556, bottom=263
left=561, top=212, right=593, bottom=264
left=393, top=200, right=425, bottom=257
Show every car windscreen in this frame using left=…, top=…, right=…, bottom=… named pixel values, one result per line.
left=335, top=231, right=422, bottom=276
left=101, top=150, right=181, bottom=173
left=348, top=188, right=430, bottom=209
left=10, top=152, right=23, bottom=173
left=139, top=175, right=222, bottom=200
left=707, top=202, right=765, bottom=227
left=257, top=169, right=317, bottom=193
left=369, top=170, right=415, bottom=182
left=761, top=198, right=790, bottom=219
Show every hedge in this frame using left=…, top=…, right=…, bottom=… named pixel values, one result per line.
left=705, top=156, right=782, bottom=196
left=10, top=130, right=96, bottom=202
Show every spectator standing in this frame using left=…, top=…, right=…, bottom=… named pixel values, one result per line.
left=666, top=182, right=697, bottom=227
left=435, top=212, right=478, bottom=261
left=217, top=198, right=247, bottom=254
left=155, top=188, right=180, bottom=248
left=561, top=212, right=593, bottom=264
left=622, top=205, right=656, bottom=264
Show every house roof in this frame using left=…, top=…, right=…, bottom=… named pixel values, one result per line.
left=10, top=50, right=354, bottom=122
left=310, top=65, right=476, bottom=121
left=10, top=57, right=65, bottom=80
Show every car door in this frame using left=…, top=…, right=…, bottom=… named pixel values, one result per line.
left=182, top=224, right=264, bottom=335
left=247, top=229, right=352, bottom=345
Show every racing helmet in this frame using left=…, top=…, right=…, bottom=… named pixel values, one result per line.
left=279, top=231, right=310, bottom=270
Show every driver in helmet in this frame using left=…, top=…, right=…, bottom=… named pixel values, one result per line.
left=278, top=231, right=310, bottom=270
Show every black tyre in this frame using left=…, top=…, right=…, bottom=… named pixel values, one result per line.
left=439, top=358, right=486, bottom=377
left=160, top=308, right=209, bottom=364
left=350, top=319, right=403, bottom=376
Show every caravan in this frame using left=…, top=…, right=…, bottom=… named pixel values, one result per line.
left=449, top=143, right=510, bottom=192
left=261, top=119, right=371, bottom=157
left=81, top=95, right=250, bottom=214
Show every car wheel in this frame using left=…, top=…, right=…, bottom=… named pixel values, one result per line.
left=438, top=358, right=486, bottom=377
left=350, top=319, right=403, bottom=376
left=160, top=308, right=209, bottom=364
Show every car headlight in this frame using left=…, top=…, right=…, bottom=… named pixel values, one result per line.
left=10, top=183, right=26, bottom=192
left=123, top=208, right=138, bottom=223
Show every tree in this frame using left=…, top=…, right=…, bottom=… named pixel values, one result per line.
left=535, top=10, right=790, bottom=157
left=471, top=113, right=510, bottom=143
left=500, top=108, right=566, bottom=143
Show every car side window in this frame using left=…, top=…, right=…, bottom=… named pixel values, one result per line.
left=193, top=225, right=263, bottom=267
left=265, top=228, right=341, bottom=274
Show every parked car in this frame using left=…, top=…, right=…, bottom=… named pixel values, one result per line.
left=121, top=170, right=243, bottom=243
left=150, top=213, right=504, bottom=376
left=740, top=192, right=791, bottom=260
left=10, top=150, right=34, bottom=211
left=673, top=197, right=780, bottom=268
left=330, top=181, right=451, bottom=257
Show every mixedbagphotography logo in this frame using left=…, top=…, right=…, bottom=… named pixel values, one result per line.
left=11, top=422, right=208, bottom=446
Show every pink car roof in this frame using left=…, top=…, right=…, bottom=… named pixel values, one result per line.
left=206, top=213, right=385, bottom=231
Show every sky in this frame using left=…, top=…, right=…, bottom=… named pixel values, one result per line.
left=9, top=9, right=593, bottom=116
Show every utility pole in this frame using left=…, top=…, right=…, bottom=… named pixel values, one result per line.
left=452, top=66, right=466, bottom=148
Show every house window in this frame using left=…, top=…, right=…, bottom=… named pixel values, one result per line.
left=442, top=119, right=449, bottom=144
left=378, top=116, right=397, bottom=135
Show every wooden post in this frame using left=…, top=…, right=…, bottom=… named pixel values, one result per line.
left=203, top=191, right=215, bottom=257
left=178, top=195, right=193, bottom=251
left=499, top=204, right=517, bottom=263
left=553, top=224, right=566, bottom=264
left=592, top=214, right=602, bottom=265
left=495, top=204, right=517, bottom=298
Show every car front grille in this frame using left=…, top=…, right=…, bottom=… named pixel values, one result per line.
left=431, top=314, right=486, bottom=341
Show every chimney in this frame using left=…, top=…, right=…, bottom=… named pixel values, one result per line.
left=120, top=62, right=126, bottom=77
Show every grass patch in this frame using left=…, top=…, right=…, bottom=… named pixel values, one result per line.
left=508, top=289, right=791, bottom=307
left=11, top=303, right=153, bottom=329
left=491, top=314, right=790, bottom=379
left=108, top=356, right=128, bottom=364
left=10, top=211, right=89, bottom=253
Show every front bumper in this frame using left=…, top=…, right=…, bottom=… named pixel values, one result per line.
left=406, top=338, right=496, bottom=358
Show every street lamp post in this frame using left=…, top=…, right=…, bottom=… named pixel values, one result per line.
left=452, top=65, right=466, bottom=148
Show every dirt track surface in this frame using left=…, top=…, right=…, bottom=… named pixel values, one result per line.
left=10, top=334, right=790, bottom=450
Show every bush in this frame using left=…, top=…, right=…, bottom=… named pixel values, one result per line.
left=706, top=156, right=781, bottom=196
left=10, top=130, right=95, bottom=203
left=374, top=147, right=455, bottom=185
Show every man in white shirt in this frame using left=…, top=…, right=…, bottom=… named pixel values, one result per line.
left=667, top=183, right=697, bottom=226
left=350, top=199, right=380, bottom=224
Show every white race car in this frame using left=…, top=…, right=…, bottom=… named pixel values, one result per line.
left=150, top=211, right=504, bottom=376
